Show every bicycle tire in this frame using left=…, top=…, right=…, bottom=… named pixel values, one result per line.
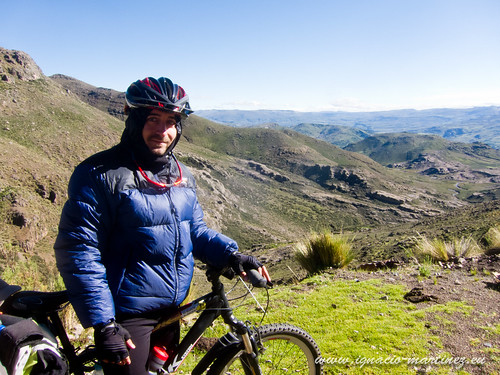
left=207, top=323, right=323, bottom=375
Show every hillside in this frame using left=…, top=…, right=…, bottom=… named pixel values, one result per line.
left=50, top=74, right=126, bottom=120
left=290, top=123, right=371, bottom=148
left=43, top=71, right=480, bottom=224
left=196, top=108, right=500, bottom=149
left=1, top=48, right=498, bottom=374
left=344, top=133, right=500, bottom=202
left=51, top=73, right=499, bottom=209
left=0, top=48, right=124, bottom=286
left=0, top=47, right=498, bottom=287
left=53, top=73, right=499, bottom=203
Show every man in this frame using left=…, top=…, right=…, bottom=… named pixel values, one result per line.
left=54, top=77, right=270, bottom=374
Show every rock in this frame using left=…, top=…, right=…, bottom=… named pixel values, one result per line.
left=9, top=207, right=28, bottom=227
left=357, top=259, right=400, bottom=271
left=333, top=167, right=368, bottom=188
left=248, top=161, right=290, bottom=182
left=404, top=287, right=438, bottom=303
left=0, top=47, right=44, bottom=82
left=368, top=190, right=406, bottom=205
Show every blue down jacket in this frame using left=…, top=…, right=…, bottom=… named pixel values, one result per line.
left=54, top=145, right=237, bottom=328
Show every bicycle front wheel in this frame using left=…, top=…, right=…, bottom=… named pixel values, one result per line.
left=208, top=323, right=323, bottom=375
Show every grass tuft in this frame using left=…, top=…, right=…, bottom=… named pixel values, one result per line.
left=412, top=233, right=483, bottom=262
left=295, top=231, right=355, bottom=275
left=483, top=225, right=500, bottom=254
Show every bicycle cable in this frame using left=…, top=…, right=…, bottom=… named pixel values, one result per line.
left=203, top=276, right=270, bottom=326
left=237, top=276, right=266, bottom=313
left=234, top=276, right=270, bottom=326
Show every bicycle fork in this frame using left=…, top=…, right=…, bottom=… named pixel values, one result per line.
left=224, top=318, right=262, bottom=375
left=240, top=331, right=262, bottom=375
left=241, top=331, right=253, bottom=354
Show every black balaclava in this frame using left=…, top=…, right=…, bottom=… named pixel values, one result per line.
left=120, top=108, right=182, bottom=173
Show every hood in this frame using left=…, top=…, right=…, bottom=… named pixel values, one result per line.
left=120, top=108, right=182, bottom=171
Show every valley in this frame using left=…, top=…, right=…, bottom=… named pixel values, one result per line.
left=1, top=46, right=499, bottom=374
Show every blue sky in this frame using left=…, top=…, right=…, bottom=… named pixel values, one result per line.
left=1, top=0, right=500, bottom=112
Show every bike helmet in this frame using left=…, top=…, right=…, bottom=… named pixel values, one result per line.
left=125, top=77, right=193, bottom=117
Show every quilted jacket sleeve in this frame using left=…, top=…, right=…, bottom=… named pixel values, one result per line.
left=54, top=163, right=115, bottom=328
left=190, top=198, right=239, bottom=269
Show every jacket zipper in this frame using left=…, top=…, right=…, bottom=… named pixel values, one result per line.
left=167, top=189, right=181, bottom=303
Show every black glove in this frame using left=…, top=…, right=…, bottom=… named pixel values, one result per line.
left=229, top=252, right=263, bottom=275
left=94, top=321, right=131, bottom=363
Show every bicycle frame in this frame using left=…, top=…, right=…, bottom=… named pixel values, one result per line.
left=153, top=269, right=259, bottom=374
left=0, top=269, right=261, bottom=375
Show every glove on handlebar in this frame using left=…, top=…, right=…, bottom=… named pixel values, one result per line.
left=229, top=252, right=263, bottom=275
left=94, top=321, right=131, bottom=363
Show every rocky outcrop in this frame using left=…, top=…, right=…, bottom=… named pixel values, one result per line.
left=7, top=203, right=49, bottom=253
left=248, top=161, right=290, bottom=182
left=368, top=190, right=406, bottom=205
left=333, top=167, right=368, bottom=188
left=296, top=163, right=369, bottom=192
left=0, top=47, right=44, bottom=83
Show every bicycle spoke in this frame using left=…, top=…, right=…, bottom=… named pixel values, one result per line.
left=260, top=338, right=310, bottom=373
left=211, top=324, right=322, bottom=375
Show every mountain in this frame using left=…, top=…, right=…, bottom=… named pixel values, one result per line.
left=50, top=74, right=126, bottom=120
left=52, top=76, right=500, bottom=150
left=290, top=123, right=371, bottom=148
left=345, top=132, right=500, bottom=181
left=196, top=108, right=500, bottom=149
left=0, top=47, right=125, bottom=287
left=345, top=133, right=500, bottom=202
left=51, top=73, right=500, bottom=204
left=1, top=47, right=499, bottom=289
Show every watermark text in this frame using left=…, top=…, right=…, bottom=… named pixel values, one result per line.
left=316, top=355, right=486, bottom=369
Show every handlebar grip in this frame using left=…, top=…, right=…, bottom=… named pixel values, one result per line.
left=247, top=269, right=268, bottom=288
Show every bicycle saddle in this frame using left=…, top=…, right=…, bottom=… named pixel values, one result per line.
left=0, top=279, right=69, bottom=317
left=0, top=278, right=21, bottom=305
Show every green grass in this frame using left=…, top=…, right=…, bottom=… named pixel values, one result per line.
left=178, top=274, right=478, bottom=375
left=418, top=259, right=433, bottom=279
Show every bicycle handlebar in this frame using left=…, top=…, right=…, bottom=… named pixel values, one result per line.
left=208, top=267, right=271, bottom=289
left=247, top=269, right=270, bottom=288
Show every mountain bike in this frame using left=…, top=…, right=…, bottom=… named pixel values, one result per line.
left=0, top=268, right=323, bottom=374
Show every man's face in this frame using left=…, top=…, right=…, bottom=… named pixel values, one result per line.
left=142, top=109, right=179, bottom=156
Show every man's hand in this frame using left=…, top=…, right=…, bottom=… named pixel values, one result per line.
left=94, top=321, right=136, bottom=366
left=229, top=252, right=271, bottom=283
